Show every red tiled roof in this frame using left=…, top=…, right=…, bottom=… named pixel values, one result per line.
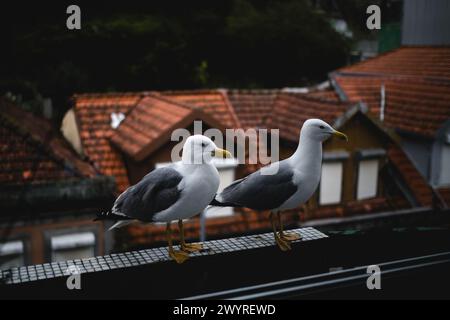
left=266, top=92, right=434, bottom=209
left=437, top=187, right=450, bottom=208
left=73, top=92, right=145, bottom=191
left=333, top=75, right=382, bottom=110
left=73, top=90, right=238, bottom=191
left=337, top=46, right=450, bottom=82
left=226, top=90, right=278, bottom=129
left=269, top=93, right=351, bottom=142
left=110, top=95, right=225, bottom=161
left=110, top=95, right=191, bottom=159
left=387, top=144, right=433, bottom=207
left=333, top=75, right=450, bottom=137
left=70, top=87, right=436, bottom=214
left=333, top=46, right=450, bottom=137
left=161, top=90, right=240, bottom=128
left=0, top=99, right=97, bottom=185
left=304, top=89, right=341, bottom=103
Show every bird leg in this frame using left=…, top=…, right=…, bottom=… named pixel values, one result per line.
left=277, top=212, right=302, bottom=242
left=270, top=212, right=291, bottom=251
left=178, top=219, right=203, bottom=253
left=166, top=222, right=189, bottom=264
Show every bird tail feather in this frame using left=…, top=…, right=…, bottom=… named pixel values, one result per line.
left=108, top=220, right=134, bottom=231
left=94, top=211, right=132, bottom=222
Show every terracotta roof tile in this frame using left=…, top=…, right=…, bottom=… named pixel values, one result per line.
left=338, top=46, right=450, bottom=82
left=0, top=99, right=97, bottom=185
left=71, top=87, right=437, bottom=215
left=333, top=75, right=450, bottom=137
left=304, top=89, right=341, bottom=103
left=333, top=47, right=450, bottom=137
left=110, top=95, right=193, bottom=160
left=387, top=144, right=433, bottom=207
left=73, top=92, right=145, bottom=192
left=226, top=90, right=278, bottom=129
left=161, top=90, right=240, bottom=128
left=74, top=90, right=238, bottom=192
left=269, top=93, right=351, bottom=142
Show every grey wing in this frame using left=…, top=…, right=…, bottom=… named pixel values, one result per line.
left=219, top=161, right=297, bottom=210
left=112, top=166, right=183, bottom=222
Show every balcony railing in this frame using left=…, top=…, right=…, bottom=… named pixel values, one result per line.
left=1, top=208, right=450, bottom=299
left=0, top=227, right=326, bottom=286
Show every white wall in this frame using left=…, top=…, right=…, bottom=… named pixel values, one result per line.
left=61, top=108, right=84, bottom=156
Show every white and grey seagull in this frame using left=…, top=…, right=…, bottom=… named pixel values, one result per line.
left=97, top=135, right=231, bottom=263
left=211, top=119, right=347, bottom=251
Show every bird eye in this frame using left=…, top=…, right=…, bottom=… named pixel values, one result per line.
left=201, top=142, right=207, bottom=148
left=319, top=125, right=325, bottom=129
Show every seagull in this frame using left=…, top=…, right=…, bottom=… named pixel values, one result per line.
left=211, top=119, right=347, bottom=251
left=96, top=135, right=231, bottom=263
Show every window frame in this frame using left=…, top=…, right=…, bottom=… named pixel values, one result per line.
left=318, top=151, right=349, bottom=206
left=44, top=226, right=99, bottom=263
left=354, top=149, right=386, bottom=201
left=0, top=234, right=29, bottom=269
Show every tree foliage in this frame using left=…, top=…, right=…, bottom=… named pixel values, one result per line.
left=1, top=1, right=351, bottom=120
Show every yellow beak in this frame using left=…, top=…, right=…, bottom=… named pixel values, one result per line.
left=212, top=148, right=232, bottom=158
left=333, top=130, right=348, bottom=142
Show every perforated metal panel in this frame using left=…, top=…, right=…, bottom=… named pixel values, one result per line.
left=0, top=227, right=327, bottom=285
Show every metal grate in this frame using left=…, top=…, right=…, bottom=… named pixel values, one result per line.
left=0, top=227, right=327, bottom=285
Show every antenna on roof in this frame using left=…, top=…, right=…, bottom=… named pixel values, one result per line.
left=380, top=84, right=385, bottom=122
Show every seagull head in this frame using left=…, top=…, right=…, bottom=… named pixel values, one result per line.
left=182, top=135, right=232, bottom=164
left=301, top=119, right=348, bottom=143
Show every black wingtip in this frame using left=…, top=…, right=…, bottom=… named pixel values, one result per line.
left=94, top=211, right=109, bottom=222
left=209, top=198, right=242, bottom=208
left=209, top=198, right=223, bottom=206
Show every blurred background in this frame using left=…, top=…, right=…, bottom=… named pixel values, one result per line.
left=0, top=0, right=404, bottom=122
left=1, top=0, right=449, bottom=271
